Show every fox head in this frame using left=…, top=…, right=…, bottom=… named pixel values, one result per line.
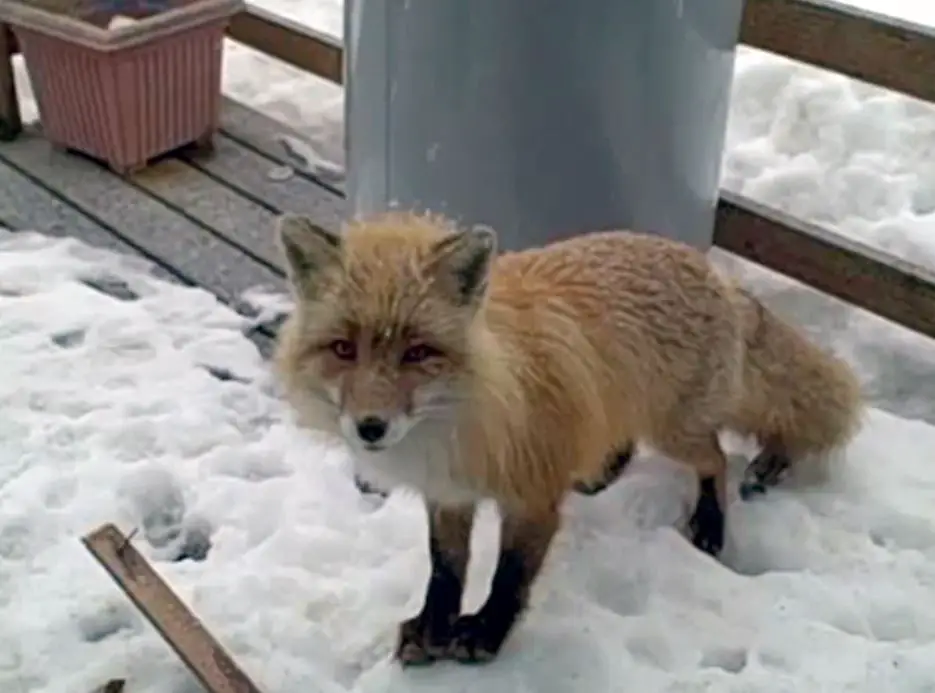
left=274, top=211, right=497, bottom=453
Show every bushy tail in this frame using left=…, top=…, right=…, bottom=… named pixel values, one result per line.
left=727, top=288, right=865, bottom=480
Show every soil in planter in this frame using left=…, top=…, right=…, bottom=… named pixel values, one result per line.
left=14, top=0, right=197, bottom=30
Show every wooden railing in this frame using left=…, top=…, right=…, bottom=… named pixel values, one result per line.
left=3, top=0, right=935, bottom=338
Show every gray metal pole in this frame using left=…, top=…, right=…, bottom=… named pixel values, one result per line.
left=344, top=0, right=744, bottom=251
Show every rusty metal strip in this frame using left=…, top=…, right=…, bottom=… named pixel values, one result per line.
left=82, top=523, right=265, bottom=693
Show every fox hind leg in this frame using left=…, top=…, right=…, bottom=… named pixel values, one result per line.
left=657, top=431, right=728, bottom=557
left=739, top=437, right=791, bottom=500
left=573, top=442, right=635, bottom=495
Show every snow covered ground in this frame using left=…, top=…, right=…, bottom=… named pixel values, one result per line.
left=4, top=1, right=935, bottom=692
left=3, top=232, right=935, bottom=693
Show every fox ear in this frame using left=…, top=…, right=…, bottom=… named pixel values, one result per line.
left=276, top=214, right=342, bottom=297
left=431, top=224, right=498, bottom=305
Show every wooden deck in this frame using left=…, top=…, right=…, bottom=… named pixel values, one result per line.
left=5, top=1, right=935, bottom=345
left=0, top=97, right=344, bottom=356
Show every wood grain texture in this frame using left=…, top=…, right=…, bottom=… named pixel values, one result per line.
left=227, top=5, right=342, bottom=84
left=83, top=524, right=265, bottom=693
left=741, top=0, right=935, bottom=104
left=715, top=191, right=935, bottom=338
left=0, top=127, right=284, bottom=311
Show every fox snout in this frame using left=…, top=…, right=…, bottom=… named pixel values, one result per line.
left=356, top=416, right=389, bottom=444
left=339, top=410, right=415, bottom=451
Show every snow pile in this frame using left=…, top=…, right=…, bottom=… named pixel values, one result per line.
left=2, top=228, right=935, bottom=693
left=4, top=1, right=935, bottom=690
left=723, top=46, right=935, bottom=269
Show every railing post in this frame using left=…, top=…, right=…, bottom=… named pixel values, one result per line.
left=0, top=23, right=22, bottom=142
left=344, top=0, right=745, bottom=251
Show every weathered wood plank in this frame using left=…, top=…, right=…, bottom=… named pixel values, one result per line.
left=228, top=5, right=342, bottom=85
left=741, top=0, right=935, bottom=105
left=0, top=25, right=22, bottom=141
left=714, top=190, right=935, bottom=339
left=218, top=97, right=345, bottom=195
left=0, top=128, right=284, bottom=313
left=0, top=155, right=177, bottom=281
left=130, top=156, right=285, bottom=273
left=182, top=131, right=344, bottom=232
left=83, top=524, right=265, bottom=693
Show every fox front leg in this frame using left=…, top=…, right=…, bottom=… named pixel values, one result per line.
left=447, top=504, right=560, bottom=664
left=395, top=503, right=475, bottom=666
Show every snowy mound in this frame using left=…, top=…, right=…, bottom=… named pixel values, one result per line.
left=1, top=231, right=934, bottom=693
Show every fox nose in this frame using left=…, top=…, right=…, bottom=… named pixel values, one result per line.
left=356, top=416, right=388, bottom=444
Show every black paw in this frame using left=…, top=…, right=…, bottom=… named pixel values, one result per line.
left=354, top=474, right=388, bottom=498
left=447, top=613, right=509, bottom=664
left=740, top=447, right=790, bottom=501
left=738, top=480, right=767, bottom=500
left=395, top=615, right=452, bottom=667
left=573, top=479, right=608, bottom=496
left=689, top=480, right=724, bottom=556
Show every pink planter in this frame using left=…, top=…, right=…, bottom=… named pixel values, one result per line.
left=0, top=0, right=244, bottom=174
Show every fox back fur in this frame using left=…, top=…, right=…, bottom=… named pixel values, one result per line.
left=273, top=211, right=863, bottom=515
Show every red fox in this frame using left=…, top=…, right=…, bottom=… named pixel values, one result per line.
left=273, top=211, right=863, bottom=666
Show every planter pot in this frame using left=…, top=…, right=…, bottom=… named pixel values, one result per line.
left=0, top=0, right=244, bottom=173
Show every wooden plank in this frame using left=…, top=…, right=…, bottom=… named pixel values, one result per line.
left=130, top=156, right=285, bottom=273
left=714, top=190, right=935, bottom=339
left=0, top=24, right=22, bottom=141
left=181, top=132, right=343, bottom=233
left=83, top=523, right=265, bottom=693
left=741, top=0, right=935, bottom=105
left=0, top=146, right=277, bottom=355
left=0, top=128, right=284, bottom=313
left=0, top=156, right=177, bottom=281
left=227, top=5, right=342, bottom=84
left=217, top=97, right=345, bottom=197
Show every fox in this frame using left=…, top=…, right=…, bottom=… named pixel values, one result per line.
left=272, top=210, right=864, bottom=666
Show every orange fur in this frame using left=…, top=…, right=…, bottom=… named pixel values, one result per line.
left=273, top=210, right=865, bottom=663
left=274, top=210, right=863, bottom=515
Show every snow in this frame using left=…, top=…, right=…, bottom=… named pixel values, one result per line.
left=3, top=232, right=935, bottom=693
left=4, top=1, right=935, bottom=692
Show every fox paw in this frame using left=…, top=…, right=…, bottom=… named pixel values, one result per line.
left=447, top=614, right=508, bottom=664
left=354, top=474, right=387, bottom=498
left=689, top=481, right=724, bottom=557
left=739, top=447, right=790, bottom=500
left=395, top=616, right=451, bottom=666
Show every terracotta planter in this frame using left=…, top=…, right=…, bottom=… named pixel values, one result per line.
left=0, top=0, right=244, bottom=173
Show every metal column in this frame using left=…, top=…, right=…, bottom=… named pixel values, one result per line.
left=344, top=0, right=744, bottom=251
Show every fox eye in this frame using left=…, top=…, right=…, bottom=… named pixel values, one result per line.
left=328, top=339, right=357, bottom=361
left=401, top=343, right=442, bottom=365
